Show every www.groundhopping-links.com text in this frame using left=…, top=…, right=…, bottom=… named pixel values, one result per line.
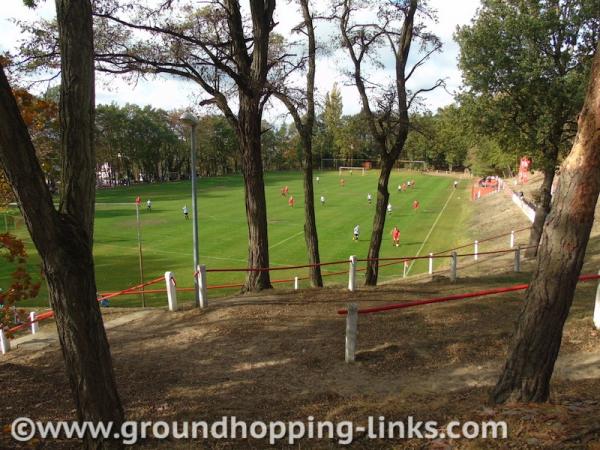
left=10, top=416, right=508, bottom=445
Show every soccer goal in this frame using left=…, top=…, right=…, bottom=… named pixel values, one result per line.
left=339, top=167, right=366, bottom=176
left=396, top=160, right=427, bottom=172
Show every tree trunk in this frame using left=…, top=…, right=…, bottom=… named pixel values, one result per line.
left=526, top=152, right=558, bottom=257
left=302, top=136, right=323, bottom=287
left=239, top=98, right=271, bottom=291
left=0, top=1, right=125, bottom=447
left=43, top=229, right=125, bottom=449
left=492, top=44, right=600, bottom=404
left=298, top=0, right=322, bottom=287
left=365, top=160, right=394, bottom=286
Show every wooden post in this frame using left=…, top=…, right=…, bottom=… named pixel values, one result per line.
left=30, top=311, right=39, bottom=334
left=348, top=255, right=357, bottom=291
left=165, top=271, right=177, bottom=312
left=428, top=253, right=433, bottom=275
left=0, top=329, right=10, bottom=355
left=197, top=264, right=208, bottom=308
left=474, top=240, right=479, bottom=260
left=345, top=303, right=358, bottom=363
left=294, top=277, right=299, bottom=290
left=450, top=251, right=457, bottom=282
left=514, top=245, right=521, bottom=273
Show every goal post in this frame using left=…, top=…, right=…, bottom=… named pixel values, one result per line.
left=339, top=167, right=366, bottom=176
left=396, top=160, right=427, bottom=172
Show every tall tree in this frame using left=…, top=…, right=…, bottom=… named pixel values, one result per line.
left=323, top=83, right=344, bottom=161
left=493, top=42, right=600, bottom=403
left=456, top=0, right=599, bottom=256
left=0, top=1, right=124, bottom=447
left=272, top=0, right=323, bottom=287
left=17, top=0, right=279, bottom=291
left=337, top=0, right=442, bottom=285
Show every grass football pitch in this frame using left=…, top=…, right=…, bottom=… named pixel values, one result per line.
left=1, top=170, right=472, bottom=307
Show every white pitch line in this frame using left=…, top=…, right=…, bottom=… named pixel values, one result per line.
left=405, top=188, right=456, bottom=276
left=269, top=230, right=304, bottom=250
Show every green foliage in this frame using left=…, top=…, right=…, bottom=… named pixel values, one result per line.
left=455, top=0, right=599, bottom=171
left=197, top=115, right=240, bottom=175
left=262, top=123, right=301, bottom=170
left=322, top=83, right=344, bottom=158
left=404, top=106, right=474, bottom=171
left=96, top=104, right=185, bottom=182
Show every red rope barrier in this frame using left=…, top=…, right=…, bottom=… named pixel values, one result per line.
left=356, top=245, right=532, bottom=265
left=207, top=283, right=245, bottom=290
left=356, top=255, right=431, bottom=263
left=7, top=276, right=166, bottom=334
left=457, top=248, right=519, bottom=258
left=434, top=226, right=532, bottom=256
left=321, top=269, right=349, bottom=278
left=97, top=275, right=166, bottom=302
left=205, top=259, right=349, bottom=273
left=100, top=288, right=168, bottom=296
left=337, top=273, right=600, bottom=315
left=8, top=310, right=54, bottom=334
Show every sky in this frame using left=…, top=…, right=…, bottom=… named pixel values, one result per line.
left=0, top=0, right=481, bottom=122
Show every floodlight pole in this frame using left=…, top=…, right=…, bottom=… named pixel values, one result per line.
left=135, top=202, right=146, bottom=307
left=181, top=112, right=201, bottom=307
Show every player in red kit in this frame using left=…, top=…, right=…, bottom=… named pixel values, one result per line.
left=391, top=226, right=400, bottom=247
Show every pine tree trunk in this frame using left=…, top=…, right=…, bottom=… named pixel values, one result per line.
left=239, top=98, right=271, bottom=291
left=493, top=45, right=600, bottom=404
left=299, top=0, right=322, bottom=288
left=526, top=158, right=557, bottom=258
left=365, top=160, right=394, bottom=286
left=43, top=231, right=125, bottom=449
left=0, top=1, right=125, bottom=447
left=302, top=136, right=323, bottom=287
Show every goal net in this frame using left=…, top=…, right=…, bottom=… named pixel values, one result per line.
left=338, top=167, right=366, bottom=176
left=396, top=160, right=426, bottom=172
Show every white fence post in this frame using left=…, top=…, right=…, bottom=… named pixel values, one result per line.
left=514, top=245, right=521, bottom=273
left=450, top=251, right=458, bottom=282
left=403, top=260, right=408, bottom=278
left=0, top=329, right=10, bottom=355
left=428, top=253, right=433, bottom=275
left=474, top=240, right=479, bottom=260
left=197, top=264, right=208, bottom=309
left=345, top=303, right=358, bottom=363
left=294, top=277, right=299, bottom=290
left=593, top=270, right=600, bottom=330
left=348, top=255, right=357, bottom=291
left=30, top=311, right=38, bottom=334
left=165, top=271, right=178, bottom=312
left=510, top=230, right=515, bottom=249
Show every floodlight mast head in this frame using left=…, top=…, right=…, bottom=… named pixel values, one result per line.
left=180, top=111, right=199, bottom=127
